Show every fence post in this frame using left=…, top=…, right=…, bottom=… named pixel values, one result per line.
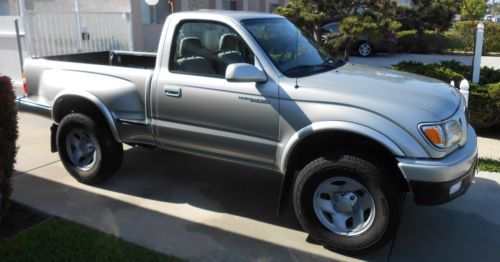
left=450, top=80, right=455, bottom=87
left=472, top=22, right=484, bottom=83
left=460, top=79, right=469, bottom=106
left=74, top=0, right=83, bottom=52
left=14, top=19, right=24, bottom=72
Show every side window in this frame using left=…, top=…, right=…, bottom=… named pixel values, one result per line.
left=170, top=21, right=255, bottom=78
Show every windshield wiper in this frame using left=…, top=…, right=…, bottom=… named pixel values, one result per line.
left=284, top=59, right=342, bottom=75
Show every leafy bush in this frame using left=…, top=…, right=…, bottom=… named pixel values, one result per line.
left=397, top=21, right=500, bottom=54
left=393, top=60, right=500, bottom=86
left=392, top=61, right=465, bottom=84
left=446, top=21, right=500, bottom=53
left=323, top=33, right=352, bottom=61
left=392, top=61, right=500, bottom=129
left=468, top=83, right=500, bottom=129
left=396, top=30, right=450, bottom=53
left=0, top=76, right=18, bottom=224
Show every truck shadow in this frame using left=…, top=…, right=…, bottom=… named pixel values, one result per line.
left=102, top=146, right=301, bottom=230
left=97, top=146, right=392, bottom=260
left=96, top=146, right=500, bottom=261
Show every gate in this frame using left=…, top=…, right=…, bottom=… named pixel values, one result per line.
left=25, top=11, right=133, bottom=57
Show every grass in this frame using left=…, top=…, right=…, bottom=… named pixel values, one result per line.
left=0, top=218, right=182, bottom=262
left=478, top=158, right=500, bottom=173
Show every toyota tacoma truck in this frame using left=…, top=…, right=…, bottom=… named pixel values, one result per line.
left=18, top=11, right=478, bottom=254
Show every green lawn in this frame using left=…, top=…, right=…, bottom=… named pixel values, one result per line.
left=0, top=218, right=182, bottom=262
left=478, top=158, right=500, bottom=173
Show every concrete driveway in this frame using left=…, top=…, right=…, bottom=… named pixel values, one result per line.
left=12, top=112, right=500, bottom=261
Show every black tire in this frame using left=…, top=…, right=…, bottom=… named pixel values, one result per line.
left=357, top=42, right=374, bottom=57
left=293, top=153, right=403, bottom=254
left=56, top=113, right=123, bottom=184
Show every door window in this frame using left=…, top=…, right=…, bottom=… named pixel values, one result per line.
left=170, top=21, right=254, bottom=78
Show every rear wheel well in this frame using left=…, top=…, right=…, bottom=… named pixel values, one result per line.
left=53, top=96, right=109, bottom=134
left=278, top=131, right=408, bottom=213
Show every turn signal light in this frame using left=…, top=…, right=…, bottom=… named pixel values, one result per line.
left=422, top=126, right=444, bottom=147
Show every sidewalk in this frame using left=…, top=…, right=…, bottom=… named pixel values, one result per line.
left=478, top=136, right=500, bottom=160
left=11, top=112, right=500, bottom=261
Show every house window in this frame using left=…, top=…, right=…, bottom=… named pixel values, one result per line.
left=141, top=0, right=169, bottom=25
left=269, top=4, right=279, bottom=13
left=222, top=0, right=237, bottom=10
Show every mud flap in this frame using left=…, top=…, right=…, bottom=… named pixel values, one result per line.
left=50, top=123, right=58, bottom=152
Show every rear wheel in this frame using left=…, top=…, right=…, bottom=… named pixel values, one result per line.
left=357, top=42, right=374, bottom=57
left=293, top=154, right=403, bottom=254
left=56, top=113, right=123, bottom=184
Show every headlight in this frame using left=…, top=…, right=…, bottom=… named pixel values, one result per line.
left=421, top=120, right=462, bottom=149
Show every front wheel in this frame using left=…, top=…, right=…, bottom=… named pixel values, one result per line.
left=293, top=154, right=403, bottom=254
left=56, top=113, right=123, bottom=184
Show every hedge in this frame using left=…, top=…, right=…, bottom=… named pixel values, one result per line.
left=468, top=82, right=500, bottom=129
left=392, top=61, right=500, bottom=129
left=392, top=61, right=465, bottom=84
left=397, top=21, right=500, bottom=54
left=0, top=75, right=18, bottom=224
left=446, top=21, right=500, bottom=54
left=397, top=30, right=449, bottom=54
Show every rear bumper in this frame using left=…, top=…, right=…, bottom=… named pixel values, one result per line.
left=16, top=96, right=52, bottom=118
left=397, top=125, right=478, bottom=205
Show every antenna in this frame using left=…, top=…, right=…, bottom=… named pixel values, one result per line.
left=294, top=26, right=299, bottom=89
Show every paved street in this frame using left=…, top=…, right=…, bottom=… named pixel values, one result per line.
left=350, top=54, right=500, bottom=69
left=12, top=112, right=500, bottom=261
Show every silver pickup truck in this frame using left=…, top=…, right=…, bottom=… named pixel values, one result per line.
left=19, top=11, right=477, bottom=254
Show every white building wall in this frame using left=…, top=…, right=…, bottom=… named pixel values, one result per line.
left=23, top=0, right=130, bottom=12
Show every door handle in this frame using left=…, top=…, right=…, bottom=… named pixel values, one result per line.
left=164, top=87, right=181, bottom=97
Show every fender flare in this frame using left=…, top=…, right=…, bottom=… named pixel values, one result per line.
left=278, top=121, right=405, bottom=174
left=51, top=90, right=122, bottom=143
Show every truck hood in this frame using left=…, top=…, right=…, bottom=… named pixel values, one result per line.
left=295, top=63, right=461, bottom=122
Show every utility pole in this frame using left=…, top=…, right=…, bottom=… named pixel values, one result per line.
left=168, top=0, right=175, bottom=13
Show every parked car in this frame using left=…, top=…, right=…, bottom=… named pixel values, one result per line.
left=321, top=20, right=398, bottom=57
left=19, top=11, right=477, bottom=254
left=484, top=14, right=494, bottom=21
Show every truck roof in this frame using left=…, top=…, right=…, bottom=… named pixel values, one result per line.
left=169, top=10, right=283, bottom=22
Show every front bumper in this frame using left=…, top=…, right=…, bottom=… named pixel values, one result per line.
left=397, top=125, right=478, bottom=205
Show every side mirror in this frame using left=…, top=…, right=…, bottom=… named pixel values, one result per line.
left=225, top=63, right=267, bottom=83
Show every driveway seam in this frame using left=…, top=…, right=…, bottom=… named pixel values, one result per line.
left=15, top=160, right=61, bottom=176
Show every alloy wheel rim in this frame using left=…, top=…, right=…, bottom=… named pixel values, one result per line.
left=359, top=43, right=371, bottom=56
left=65, top=128, right=98, bottom=171
left=313, top=176, right=376, bottom=236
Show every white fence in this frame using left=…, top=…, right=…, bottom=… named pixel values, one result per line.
left=25, top=11, right=133, bottom=57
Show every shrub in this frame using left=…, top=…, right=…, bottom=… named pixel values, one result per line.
left=393, top=60, right=500, bottom=86
left=446, top=21, right=500, bottom=53
left=396, top=30, right=449, bottom=53
left=468, top=83, right=500, bottom=129
left=392, top=61, right=465, bottom=84
left=323, top=33, right=352, bottom=61
left=0, top=76, right=18, bottom=224
left=392, top=61, right=500, bottom=129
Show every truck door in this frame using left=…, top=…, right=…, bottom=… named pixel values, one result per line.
left=152, top=20, right=279, bottom=166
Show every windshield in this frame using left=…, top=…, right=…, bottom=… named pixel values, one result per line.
left=242, top=18, right=344, bottom=77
